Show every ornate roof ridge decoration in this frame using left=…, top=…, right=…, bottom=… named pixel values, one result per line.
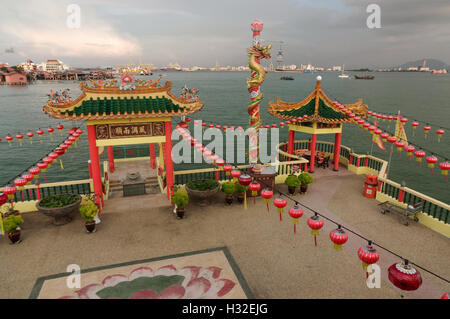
left=43, top=80, right=204, bottom=120
left=267, top=78, right=368, bottom=123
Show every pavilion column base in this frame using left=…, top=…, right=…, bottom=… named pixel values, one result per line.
left=333, top=168, right=339, bottom=172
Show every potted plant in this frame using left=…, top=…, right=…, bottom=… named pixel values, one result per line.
left=298, top=172, right=314, bottom=193
left=80, top=199, right=99, bottom=233
left=3, top=213, right=24, bottom=244
left=36, top=194, right=82, bottom=225
left=172, top=190, right=189, bottom=219
left=221, top=181, right=235, bottom=205
left=185, top=179, right=220, bottom=206
left=285, top=175, right=300, bottom=195
left=234, top=182, right=246, bottom=204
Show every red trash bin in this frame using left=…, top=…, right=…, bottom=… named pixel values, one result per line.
left=363, top=174, right=377, bottom=199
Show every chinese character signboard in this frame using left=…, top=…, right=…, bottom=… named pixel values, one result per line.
left=95, top=122, right=165, bottom=140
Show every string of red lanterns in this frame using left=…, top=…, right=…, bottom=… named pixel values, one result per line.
left=1, top=124, right=70, bottom=147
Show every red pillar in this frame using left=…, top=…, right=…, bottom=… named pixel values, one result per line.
left=164, top=121, right=174, bottom=200
left=87, top=125, right=103, bottom=211
left=288, top=130, right=295, bottom=155
left=356, top=157, right=360, bottom=168
left=107, top=146, right=115, bottom=173
left=398, top=189, right=405, bottom=203
left=333, top=132, right=342, bottom=171
left=309, top=134, right=317, bottom=173
left=149, top=143, right=156, bottom=169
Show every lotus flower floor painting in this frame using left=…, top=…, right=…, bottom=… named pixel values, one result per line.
left=30, top=248, right=251, bottom=299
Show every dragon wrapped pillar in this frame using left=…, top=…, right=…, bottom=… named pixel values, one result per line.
left=247, top=19, right=271, bottom=164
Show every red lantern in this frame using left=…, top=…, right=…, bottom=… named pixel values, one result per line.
left=380, top=132, right=389, bottom=142
left=223, top=164, right=233, bottom=180
left=216, top=158, right=225, bottom=167
left=414, top=150, right=426, bottom=168
left=273, top=197, right=287, bottom=221
left=439, top=162, right=450, bottom=181
left=36, top=129, right=44, bottom=143
left=285, top=121, right=291, bottom=125
left=57, top=124, right=64, bottom=135
left=388, top=115, right=393, bottom=122
left=76, top=128, right=83, bottom=135
left=441, top=293, right=449, bottom=299
left=425, top=155, right=438, bottom=174
left=374, top=129, right=382, bottom=136
left=367, top=111, right=373, bottom=117
left=411, top=121, right=419, bottom=130
left=358, top=240, right=379, bottom=274
left=54, top=148, right=65, bottom=169
left=388, top=260, right=422, bottom=291
left=239, top=174, right=252, bottom=210
left=231, top=170, right=241, bottom=182
left=395, top=141, right=405, bottom=154
left=249, top=181, right=260, bottom=204
left=368, top=125, right=376, bottom=134
left=387, top=136, right=397, bottom=144
left=404, top=145, right=415, bottom=161
left=5, top=134, right=13, bottom=147
left=288, top=204, right=303, bottom=234
left=2, top=185, right=17, bottom=208
left=22, top=173, right=33, bottom=185
left=400, top=117, right=408, bottom=125
left=307, top=213, right=324, bottom=246
left=329, top=225, right=348, bottom=251
left=363, top=122, right=370, bottom=131
left=26, top=132, right=34, bottom=144
left=14, top=178, right=27, bottom=201
left=29, top=166, right=41, bottom=180
left=260, top=188, right=273, bottom=212
left=436, top=129, right=444, bottom=143
left=0, top=192, right=8, bottom=206
left=354, top=116, right=361, bottom=122
left=16, top=134, right=24, bottom=146
left=38, top=162, right=48, bottom=180
left=423, top=125, right=431, bottom=138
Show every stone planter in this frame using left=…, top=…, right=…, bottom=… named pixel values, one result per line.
left=8, top=230, right=21, bottom=244
left=185, top=184, right=220, bottom=207
left=36, top=195, right=82, bottom=225
left=288, top=186, right=296, bottom=195
left=300, top=184, right=308, bottom=194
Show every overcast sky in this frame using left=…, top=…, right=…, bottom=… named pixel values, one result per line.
left=1, top=0, right=449, bottom=68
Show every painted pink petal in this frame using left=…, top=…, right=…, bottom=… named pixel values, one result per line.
left=198, top=267, right=222, bottom=281
left=58, top=295, right=78, bottom=299
left=159, top=285, right=185, bottom=299
left=129, top=266, right=154, bottom=280
left=185, top=277, right=212, bottom=299
left=179, top=266, right=201, bottom=287
left=130, top=289, right=159, bottom=299
left=154, top=265, right=177, bottom=277
left=102, top=274, right=128, bottom=287
left=203, top=279, right=235, bottom=298
left=76, top=283, right=103, bottom=299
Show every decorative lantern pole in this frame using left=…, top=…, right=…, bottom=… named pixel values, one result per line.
left=247, top=19, right=271, bottom=164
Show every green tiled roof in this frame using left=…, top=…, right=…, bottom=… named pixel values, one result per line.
left=62, top=96, right=187, bottom=116
left=277, top=98, right=315, bottom=117
left=317, top=99, right=349, bottom=120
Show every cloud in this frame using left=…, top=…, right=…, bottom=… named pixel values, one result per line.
left=0, top=0, right=142, bottom=64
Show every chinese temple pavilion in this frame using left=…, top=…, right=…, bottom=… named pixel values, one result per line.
left=43, top=75, right=204, bottom=206
left=267, top=76, right=368, bottom=172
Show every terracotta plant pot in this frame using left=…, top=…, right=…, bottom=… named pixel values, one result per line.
left=85, top=221, right=96, bottom=233
left=237, top=193, right=245, bottom=204
left=225, top=194, right=233, bottom=205
left=288, top=186, right=296, bottom=195
left=8, top=230, right=21, bottom=244
left=176, top=207, right=185, bottom=219
left=300, top=185, right=308, bottom=193
left=185, top=183, right=220, bottom=207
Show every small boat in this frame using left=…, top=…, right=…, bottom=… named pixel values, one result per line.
left=338, top=64, right=350, bottom=78
left=355, top=75, right=375, bottom=80
left=280, top=76, right=294, bottom=80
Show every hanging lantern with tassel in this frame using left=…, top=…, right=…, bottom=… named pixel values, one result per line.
left=36, top=129, right=44, bottom=143
left=238, top=174, right=252, bottom=210
left=260, top=188, right=273, bottom=212
left=288, top=204, right=303, bottom=234
left=223, top=165, right=233, bottom=180
left=439, top=162, right=450, bottom=181
left=231, top=170, right=241, bottom=182
left=307, top=213, right=323, bottom=246
left=26, top=132, right=34, bottom=144
left=436, top=129, right=444, bottom=143
left=2, top=185, right=17, bottom=208
left=380, top=132, right=389, bottom=142
left=38, top=162, right=48, bottom=181
left=248, top=181, right=260, bottom=204
left=16, top=134, right=24, bottom=146
left=329, top=225, right=348, bottom=251
left=14, top=178, right=27, bottom=201
left=395, top=141, right=405, bottom=155
left=414, top=150, right=426, bottom=168
left=404, top=145, right=415, bottom=161
left=29, top=166, right=41, bottom=180
left=5, top=134, right=13, bottom=147
left=423, top=125, right=431, bottom=138
left=57, top=124, right=64, bottom=136
left=358, top=240, right=379, bottom=277
left=307, top=213, right=324, bottom=246
left=388, top=260, right=422, bottom=291
left=273, top=197, right=287, bottom=221
left=425, top=155, right=438, bottom=174
left=54, top=147, right=65, bottom=169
